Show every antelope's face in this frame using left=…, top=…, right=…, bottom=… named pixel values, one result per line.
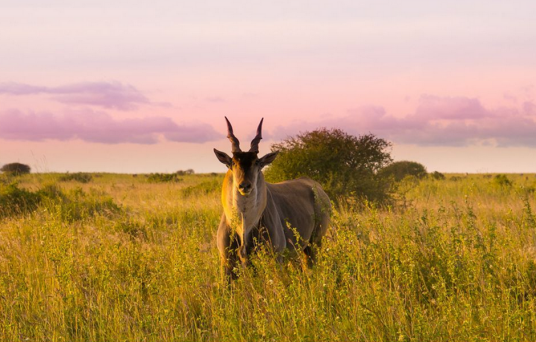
left=230, top=152, right=260, bottom=196
left=214, top=118, right=278, bottom=197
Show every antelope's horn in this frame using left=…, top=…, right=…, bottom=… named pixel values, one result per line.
left=249, top=118, right=263, bottom=153
left=225, top=117, right=241, bottom=153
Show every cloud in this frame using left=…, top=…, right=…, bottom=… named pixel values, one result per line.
left=414, top=95, right=492, bottom=120
left=164, top=123, right=225, bottom=143
left=0, top=109, right=222, bottom=144
left=0, top=81, right=153, bottom=111
left=524, top=101, right=536, bottom=115
left=273, top=96, right=536, bottom=148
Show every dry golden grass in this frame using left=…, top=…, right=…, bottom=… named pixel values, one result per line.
left=1, top=172, right=536, bottom=341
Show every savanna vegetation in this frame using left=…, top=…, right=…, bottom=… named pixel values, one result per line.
left=379, top=160, right=428, bottom=182
left=1, top=162, right=31, bottom=175
left=265, top=128, right=393, bottom=204
left=1, top=171, right=536, bottom=341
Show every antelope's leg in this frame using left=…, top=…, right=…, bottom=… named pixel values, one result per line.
left=303, top=241, right=321, bottom=267
left=217, top=214, right=240, bottom=281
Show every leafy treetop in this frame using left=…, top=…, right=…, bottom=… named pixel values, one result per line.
left=264, top=128, right=392, bottom=205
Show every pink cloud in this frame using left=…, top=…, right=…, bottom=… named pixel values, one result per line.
left=414, top=95, right=492, bottom=120
left=0, top=109, right=222, bottom=144
left=0, top=81, right=152, bottom=111
left=272, top=96, right=536, bottom=147
left=523, top=101, right=536, bottom=115
left=164, top=123, right=225, bottom=143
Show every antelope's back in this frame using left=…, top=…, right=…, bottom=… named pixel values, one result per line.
left=265, top=177, right=331, bottom=242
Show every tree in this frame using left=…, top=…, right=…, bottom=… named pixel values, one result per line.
left=264, top=128, right=393, bottom=205
left=1, top=163, right=31, bottom=175
left=379, top=161, right=427, bottom=182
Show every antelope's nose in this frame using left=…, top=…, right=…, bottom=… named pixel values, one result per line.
left=239, top=182, right=252, bottom=193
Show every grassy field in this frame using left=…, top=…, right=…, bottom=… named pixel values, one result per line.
left=1, top=172, right=536, bottom=341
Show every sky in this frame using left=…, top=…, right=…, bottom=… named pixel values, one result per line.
left=1, top=0, right=535, bottom=173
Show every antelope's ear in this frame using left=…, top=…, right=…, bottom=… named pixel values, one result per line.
left=214, top=149, right=232, bottom=168
left=258, top=151, right=279, bottom=168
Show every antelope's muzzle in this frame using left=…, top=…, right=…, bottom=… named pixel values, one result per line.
left=238, top=182, right=252, bottom=196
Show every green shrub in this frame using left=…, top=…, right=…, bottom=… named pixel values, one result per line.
left=176, top=169, right=195, bottom=176
left=379, top=160, right=427, bottom=182
left=0, top=181, right=40, bottom=217
left=493, top=174, right=513, bottom=187
left=0, top=180, right=119, bottom=221
left=181, top=179, right=221, bottom=197
left=37, top=183, right=64, bottom=200
left=146, top=173, right=183, bottom=183
left=58, top=196, right=120, bottom=222
left=45, top=187, right=121, bottom=222
left=430, top=171, right=446, bottom=180
left=58, top=172, right=93, bottom=183
left=264, top=128, right=393, bottom=205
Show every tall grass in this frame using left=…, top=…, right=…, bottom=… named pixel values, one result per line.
left=0, top=172, right=535, bottom=341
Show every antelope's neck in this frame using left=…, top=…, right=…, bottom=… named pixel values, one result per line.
left=222, top=172, right=267, bottom=240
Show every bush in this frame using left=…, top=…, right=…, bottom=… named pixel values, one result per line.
left=0, top=180, right=119, bottom=220
left=1, top=163, right=31, bottom=175
left=176, top=169, right=195, bottom=176
left=181, top=179, right=221, bottom=197
left=58, top=172, right=93, bottom=183
left=146, top=173, right=183, bottom=183
left=54, top=189, right=120, bottom=222
left=430, top=171, right=446, bottom=180
left=493, top=174, right=513, bottom=187
left=0, top=182, right=41, bottom=217
left=380, top=161, right=427, bottom=182
left=0, top=181, right=63, bottom=218
left=264, top=128, right=392, bottom=205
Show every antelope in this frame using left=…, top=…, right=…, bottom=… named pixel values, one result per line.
left=213, top=117, right=331, bottom=280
